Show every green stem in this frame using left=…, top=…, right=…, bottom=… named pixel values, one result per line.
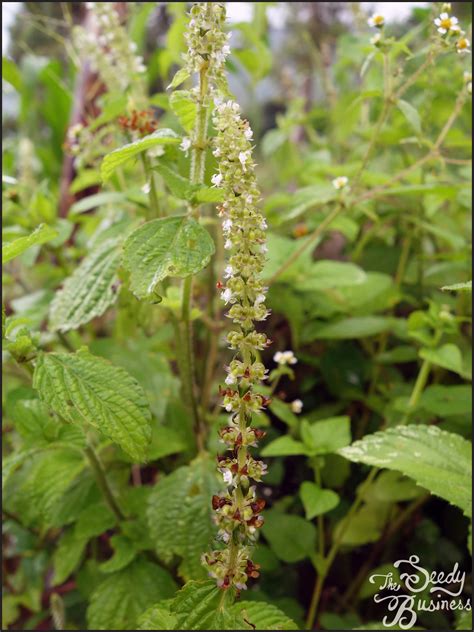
left=84, top=444, right=125, bottom=522
left=401, top=358, right=432, bottom=425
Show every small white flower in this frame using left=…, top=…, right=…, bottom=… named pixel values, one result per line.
left=211, top=172, right=223, bottom=187
left=254, top=293, right=266, bottom=306
left=141, top=182, right=151, bottom=194
left=180, top=137, right=192, bottom=154
left=224, top=403, right=233, bottom=412
left=456, top=37, right=471, bottom=54
left=213, top=147, right=221, bottom=157
left=244, top=127, right=253, bottom=140
left=434, top=13, right=459, bottom=35
left=259, top=218, right=268, bottom=230
left=274, top=350, right=297, bottom=365
left=224, top=265, right=234, bottom=279
left=221, top=288, right=233, bottom=304
left=225, top=373, right=237, bottom=385
left=222, top=219, right=233, bottom=233
left=222, top=44, right=231, bottom=57
left=290, top=399, right=303, bottom=414
left=239, top=150, right=251, bottom=169
left=223, top=470, right=233, bottom=485
left=260, top=243, right=268, bottom=254
left=332, top=176, right=349, bottom=190
left=368, top=14, right=384, bottom=28
left=224, top=239, right=233, bottom=250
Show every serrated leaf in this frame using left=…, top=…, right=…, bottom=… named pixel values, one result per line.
left=49, top=239, right=121, bottom=333
left=52, top=528, right=87, bottom=586
left=99, top=535, right=137, bottom=573
left=138, top=601, right=177, bottom=630
left=231, top=601, right=298, bottom=630
left=101, top=129, right=180, bottom=181
left=147, top=456, right=220, bottom=581
left=2, top=224, right=58, bottom=264
left=193, top=187, right=226, bottom=203
left=87, top=558, right=177, bottom=630
left=123, top=216, right=215, bottom=298
left=33, top=350, right=152, bottom=461
left=74, top=502, right=116, bottom=539
left=397, top=99, right=422, bottom=135
left=300, top=482, right=340, bottom=520
left=169, top=580, right=242, bottom=630
left=339, top=425, right=472, bottom=517
left=167, top=67, right=190, bottom=90
left=21, top=448, right=86, bottom=523
left=169, top=90, right=197, bottom=132
left=2, top=449, right=40, bottom=490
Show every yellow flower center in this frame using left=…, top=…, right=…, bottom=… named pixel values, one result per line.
left=440, top=18, right=452, bottom=29
left=457, top=38, right=469, bottom=49
left=374, top=15, right=384, bottom=25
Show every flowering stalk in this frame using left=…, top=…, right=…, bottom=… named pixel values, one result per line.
left=198, top=37, right=271, bottom=588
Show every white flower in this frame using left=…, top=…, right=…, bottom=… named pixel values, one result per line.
left=259, top=218, right=268, bottom=230
left=239, top=150, right=251, bottom=169
left=141, top=182, right=151, bottom=194
left=213, top=147, right=221, bottom=157
left=260, top=243, right=268, bottom=254
left=456, top=37, right=471, bottom=54
left=180, top=137, right=192, bottom=153
left=332, top=176, right=349, bottom=190
left=211, top=172, right=223, bottom=187
left=224, top=265, right=234, bottom=279
left=368, top=14, right=384, bottom=28
left=221, top=288, right=233, bottom=304
left=222, top=470, right=233, bottom=485
left=244, top=127, right=253, bottom=140
left=224, top=239, right=233, bottom=250
left=225, top=373, right=237, bottom=385
left=434, top=13, right=459, bottom=35
left=290, top=399, right=303, bottom=414
left=273, top=350, right=297, bottom=366
left=370, top=33, right=382, bottom=46
left=222, top=44, right=231, bottom=57
left=222, top=218, right=233, bottom=233
left=254, top=293, right=266, bottom=306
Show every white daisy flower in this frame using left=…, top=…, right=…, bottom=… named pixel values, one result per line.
left=368, top=14, right=384, bottom=28
left=456, top=37, right=471, bottom=54
left=332, top=176, right=349, bottom=190
left=434, top=13, right=459, bottom=35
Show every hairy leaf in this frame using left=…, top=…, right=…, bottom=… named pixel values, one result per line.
left=138, top=602, right=177, bottom=630
left=231, top=601, right=298, bottom=630
left=169, top=580, right=242, bottom=630
left=147, top=456, right=220, bottom=581
left=87, top=558, right=177, bottom=630
left=123, top=216, right=215, bottom=298
left=169, top=90, right=197, bottom=132
left=33, top=350, right=152, bottom=461
left=101, top=128, right=180, bottom=181
left=339, top=425, right=472, bottom=516
left=49, top=239, right=121, bottom=332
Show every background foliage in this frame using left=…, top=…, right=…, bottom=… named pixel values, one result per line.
left=2, top=2, right=472, bottom=630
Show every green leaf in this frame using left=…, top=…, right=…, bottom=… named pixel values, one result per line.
left=69, top=191, right=129, bottom=215
left=261, top=436, right=310, bottom=457
left=334, top=501, right=390, bottom=546
left=101, top=129, right=181, bottom=181
left=302, top=416, right=351, bottom=455
left=441, top=280, right=472, bottom=293
left=193, top=187, right=226, bottom=203
left=74, top=502, right=116, bottom=539
left=2, top=449, right=41, bottom=490
left=362, top=470, right=424, bottom=503
left=397, top=99, right=422, bottom=134
left=148, top=425, right=187, bottom=461
left=418, top=385, right=472, bottom=416
left=49, top=239, right=121, bottom=333
left=420, top=344, right=467, bottom=378
left=155, top=164, right=197, bottom=200
left=298, top=261, right=366, bottom=291
left=147, top=455, right=220, bottom=581
left=123, top=216, right=215, bottom=298
left=2, top=57, right=22, bottom=91
left=169, top=90, right=197, bottom=132
left=33, top=350, right=152, bottom=462
left=304, top=316, right=403, bottom=341
left=99, top=535, right=137, bottom=573
left=339, top=425, right=472, bottom=517
left=138, top=602, right=177, bottom=630
left=87, top=558, right=177, bottom=630
left=262, top=510, right=317, bottom=563
left=169, top=580, right=242, bottom=630
left=52, top=528, right=87, bottom=586
left=300, top=482, right=340, bottom=519
left=2, top=224, right=58, bottom=264
left=167, top=66, right=190, bottom=90
left=231, top=601, right=298, bottom=630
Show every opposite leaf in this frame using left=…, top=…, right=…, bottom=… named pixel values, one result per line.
left=49, top=238, right=121, bottom=332
left=123, top=216, right=215, bottom=298
left=33, top=350, right=152, bottom=461
left=339, top=425, right=472, bottom=517
left=2, top=224, right=58, bottom=264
